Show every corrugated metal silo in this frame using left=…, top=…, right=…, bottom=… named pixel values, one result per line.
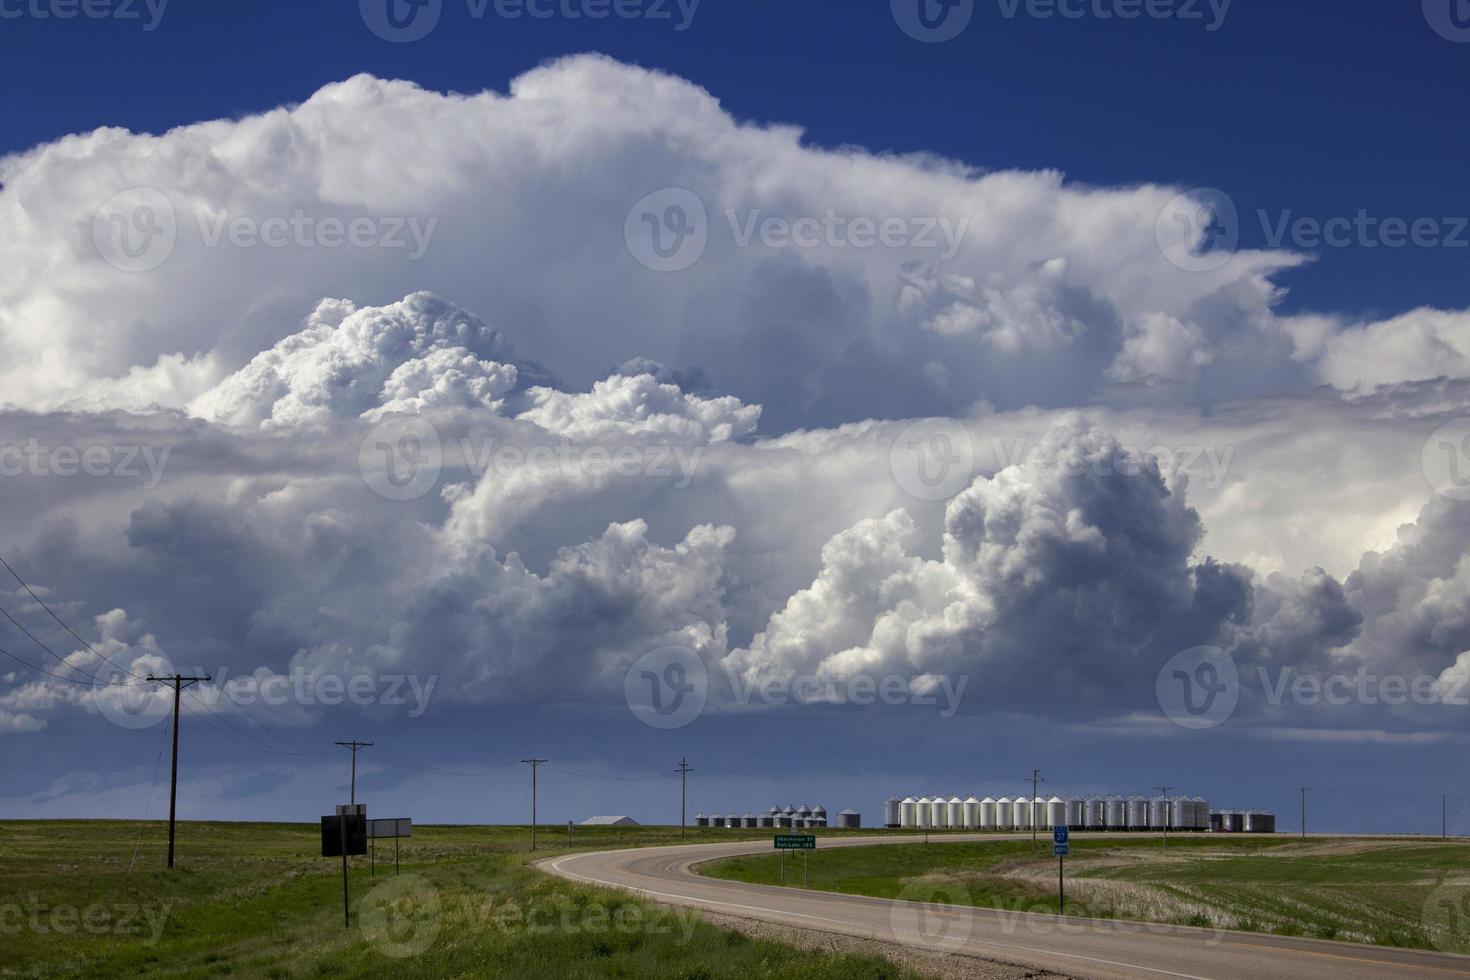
left=1045, top=796, right=1066, bottom=828
left=813, top=804, right=828, bottom=828
left=994, top=797, right=1013, bottom=830
left=1224, top=811, right=1244, bottom=833
left=1105, top=796, right=1127, bottom=830
left=1084, top=797, right=1105, bottom=829
left=1013, top=797, right=1034, bottom=830
left=1190, top=798, right=1208, bottom=831
left=915, top=797, right=932, bottom=829
left=1170, top=798, right=1190, bottom=831
left=727, top=812, right=741, bottom=828
left=1065, top=798, right=1084, bottom=829
left=695, top=813, right=709, bottom=827
left=979, top=797, right=997, bottom=829
left=710, top=814, right=725, bottom=828
left=837, top=808, right=861, bottom=829
left=931, top=797, right=947, bottom=828
left=900, top=797, right=917, bottom=828
left=884, top=796, right=902, bottom=829
left=963, top=796, right=980, bottom=828
left=947, top=797, right=964, bottom=828
left=759, top=813, right=775, bottom=828
left=1148, top=797, right=1170, bottom=829
left=744, top=813, right=759, bottom=828
left=1127, top=796, right=1148, bottom=831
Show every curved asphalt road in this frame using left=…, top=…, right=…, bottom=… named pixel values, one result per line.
left=539, top=833, right=1470, bottom=980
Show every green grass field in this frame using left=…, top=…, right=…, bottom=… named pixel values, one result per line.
left=702, top=834, right=1470, bottom=953
left=0, top=820, right=917, bottom=980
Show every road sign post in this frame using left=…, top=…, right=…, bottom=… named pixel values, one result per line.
left=1053, top=826, right=1069, bottom=914
left=774, top=834, right=815, bottom=886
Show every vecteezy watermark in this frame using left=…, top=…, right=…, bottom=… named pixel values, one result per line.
left=359, top=417, right=708, bottom=502
left=1158, top=187, right=1470, bottom=272
left=1424, top=0, right=1470, bottom=43
left=0, top=441, right=171, bottom=488
left=1424, top=881, right=1470, bottom=954
left=360, top=875, right=443, bottom=959
left=889, top=418, right=978, bottom=501
left=988, top=435, right=1235, bottom=489
left=460, top=438, right=704, bottom=490
left=624, top=188, right=972, bottom=273
left=1155, top=188, right=1240, bottom=273
left=91, top=652, right=175, bottom=730
left=92, top=188, right=437, bottom=273
left=1258, top=666, right=1467, bottom=709
left=1422, top=417, right=1470, bottom=501
left=1159, top=645, right=1468, bottom=730
left=360, top=0, right=700, bottom=43
left=889, top=879, right=975, bottom=951
left=625, top=645, right=709, bottom=730
left=1156, top=645, right=1240, bottom=730
left=360, top=416, right=444, bottom=502
left=0, top=0, right=169, bottom=30
left=0, top=898, right=172, bottom=944
left=727, top=671, right=969, bottom=718
left=990, top=896, right=1226, bottom=945
left=892, top=0, right=1230, bottom=42
left=209, top=668, right=440, bottom=719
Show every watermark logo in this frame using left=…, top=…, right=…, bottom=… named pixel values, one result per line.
left=625, top=188, right=709, bottom=273
left=996, top=0, right=1231, bottom=30
left=1424, top=0, right=1470, bottom=43
left=1423, top=418, right=1470, bottom=501
left=892, top=0, right=974, bottom=43
left=0, top=0, right=169, bottom=30
left=1156, top=645, right=1239, bottom=730
left=1156, top=188, right=1238, bottom=273
left=360, top=0, right=443, bottom=42
left=93, top=188, right=176, bottom=273
left=0, top=899, right=171, bottom=944
left=725, top=669, right=969, bottom=717
left=360, top=875, right=442, bottom=958
left=1424, top=881, right=1470, bottom=953
left=359, top=416, right=443, bottom=502
left=91, top=651, right=174, bottom=730
left=625, top=644, right=708, bottom=729
left=889, top=418, right=976, bottom=501
left=889, top=879, right=974, bottom=951
left=0, top=440, right=171, bottom=488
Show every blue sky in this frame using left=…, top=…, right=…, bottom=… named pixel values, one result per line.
left=1, top=1, right=1469, bottom=835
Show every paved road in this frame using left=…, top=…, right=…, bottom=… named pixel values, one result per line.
left=539, top=833, right=1470, bottom=980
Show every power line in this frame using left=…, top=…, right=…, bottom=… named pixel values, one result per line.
left=336, top=740, right=374, bottom=804
left=0, top=598, right=101, bottom=683
left=0, top=555, right=142, bottom=679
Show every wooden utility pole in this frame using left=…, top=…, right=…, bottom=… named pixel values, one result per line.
left=335, top=741, right=374, bottom=804
left=1155, top=786, right=1174, bottom=850
left=522, top=759, right=547, bottom=850
left=147, top=674, right=210, bottom=869
left=676, top=758, right=694, bottom=839
left=1031, top=769, right=1041, bottom=848
left=1300, top=787, right=1308, bottom=838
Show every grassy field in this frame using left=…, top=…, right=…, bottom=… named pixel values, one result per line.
left=0, top=820, right=919, bottom=980
left=702, top=834, right=1470, bottom=953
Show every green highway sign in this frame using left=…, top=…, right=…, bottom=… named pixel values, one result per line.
left=774, top=834, right=816, bottom=850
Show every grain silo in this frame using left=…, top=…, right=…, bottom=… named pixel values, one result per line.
left=1046, top=797, right=1067, bottom=829
left=931, top=797, right=947, bottom=829
left=695, top=813, right=709, bottom=827
left=1013, top=797, right=1034, bottom=830
left=1084, top=797, right=1105, bottom=830
left=1127, top=796, right=1148, bottom=831
left=709, top=814, right=725, bottom=828
left=1244, top=811, right=1275, bottom=834
left=1106, top=797, right=1127, bottom=830
left=1170, top=798, right=1190, bottom=832
left=1223, top=811, right=1244, bottom=833
left=884, top=796, right=902, bottom=829
left=759, top=811, right=776, bottom=829
left=727, top=812, right=741, bottom=829
left=1148, top=796, right=1170, bottom=830
left=812, top=805, right=828, bottom=828
left=900, top=797, right=917, bottom=828
left=1065, top=798, right=1084, bottom=829
left=980, top=797, right=997, bottom=829
left=947, top=797, right=964, bottom=828
left=915, top=797, right=932, bottom=829
left=1190, top=798, right=1209, bottom=831
left=994, top=797, right=1013, bottom=830
left=963, top=796, right=980, bottom=828
left=837, top=808, right=861, bottom=829
left=744, top=813, right=760, bottom=828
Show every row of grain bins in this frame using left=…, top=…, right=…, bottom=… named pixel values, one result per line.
left=884, top=795, right=1216, bottom=831
left=695, top=804, right=861, bottom=829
